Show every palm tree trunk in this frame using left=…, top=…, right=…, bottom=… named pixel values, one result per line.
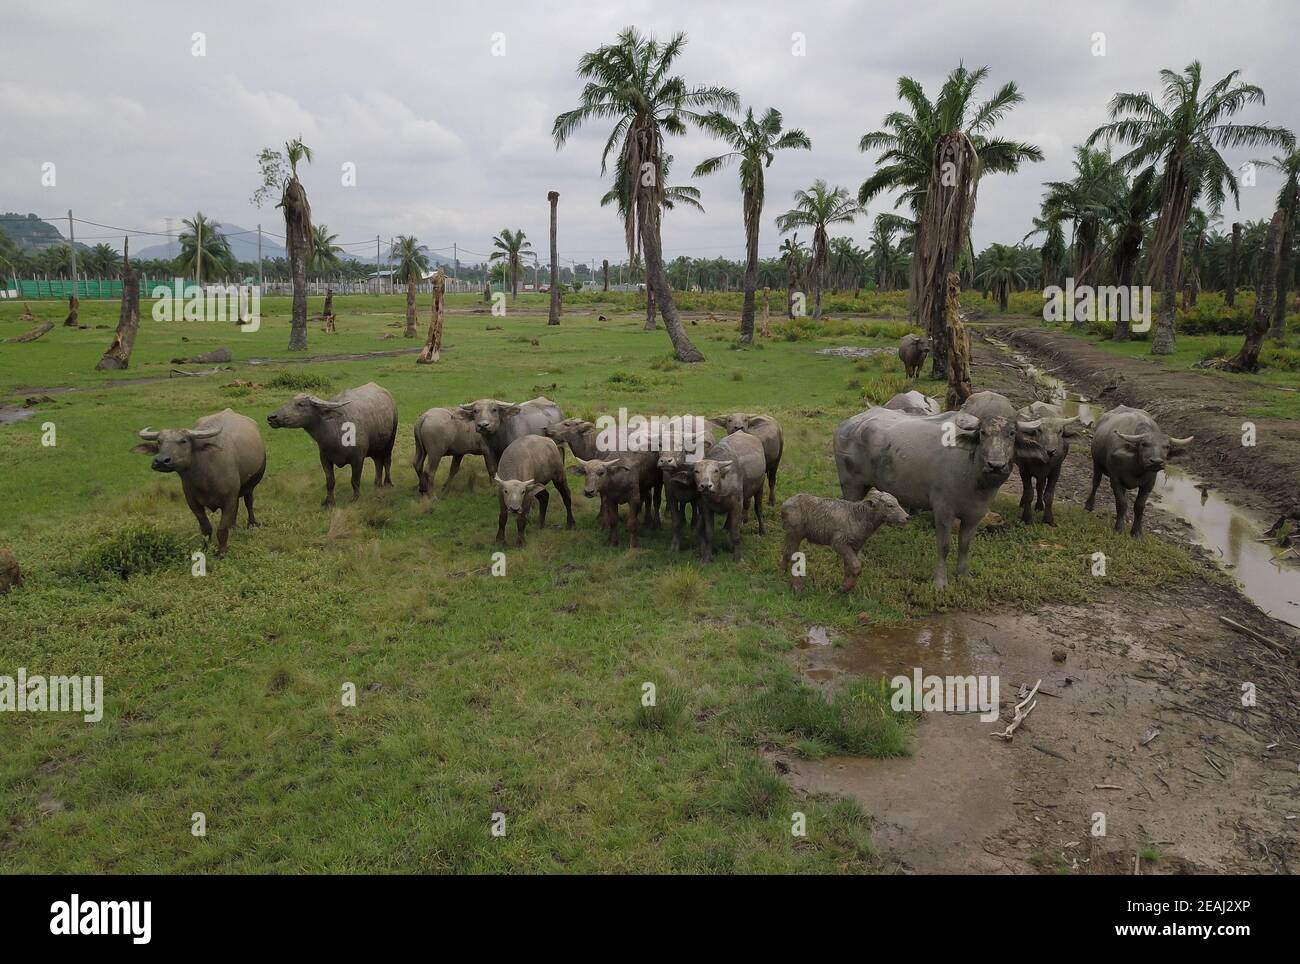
left=1226, top=222, right=1241, bottom=307
left=1229, top=209, right=1285, bottom=372
left=417, top=268, right=445, bottom=364
left=644, top=285, right=656, bottom=330
left=1151, top=236, right=1180, bottom=355
left=602, top=259, right=609, bottom=292
left=96, top=239, right=139, bottom=370
left=547, top=191, right=561, bottom=326
left=404, top=280, right=417, bottom=336
left=740, top=197, right=759, bottom=343
left=639, top=186, right=702, bottom=361
left=1270, top=220, right=1293, bottom=340
left=812, top=228, right=826, bottom=320
left=283, top=177, right=311, bottom=352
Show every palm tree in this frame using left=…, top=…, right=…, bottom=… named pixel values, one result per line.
left=308, top=225, right=343, bottom=278
left=1105, top=167, right=1160, bottom=339
left=85, top=243, right=121, bottom=278
left=177, top=212, right=235, bottom=284
left=553, top=27, right=738, bottom=362
left=252, top=136, right=315, bottom=350
left=859, top=65, right=1042, bottom=374
left=774, top=180, right=859, bottom=319
left=694, top=107, right=811, bottom=342
left=489, top=229, right=532, bottom=299
left=976, top=243, right=1033, bottom=312
left=778, top=235, right=806, bottom=318
left=1023, top=213, right=1067, bottom=292
left=1041, top=146, right=1122, bottom=294
left=391, top=235, right=430, bottom=337
left=1088, top=62, right=1294, bottom=354
left=601, top=153, right=702, bottom=329
left=1254, top=147, right=1300, bottom=338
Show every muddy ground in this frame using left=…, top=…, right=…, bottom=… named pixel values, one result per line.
left=775, top=331, right=1300, bottom=875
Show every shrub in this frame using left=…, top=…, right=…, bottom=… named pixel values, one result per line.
left=77, top=522, right=187, bottom=581
left=266, top=370, right=332, bottom=393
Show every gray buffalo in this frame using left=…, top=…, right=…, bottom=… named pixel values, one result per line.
left=834, top=405, right=1017, bottom=587
left=412, top=407, right=486, bottom=498
left=899, top=333, right=932, bottom=378
left=1014, top=401, right=1087, bottom=525
left=137, top=409, right=266, bottom=554
left=456, top=396, right=563, bottom=476
left=693, top=431, right=767, bottom=562
left=883, top=390, right=941, bottom=416
left=267, top=382, right=398, bottom=506
left=1085, top=405, right=1193, bottom=535
left=710, top=413, right=784, bottom=507
left=543, top=417, right=661, bottom=527
left=493, top=434, right=574, bottom=547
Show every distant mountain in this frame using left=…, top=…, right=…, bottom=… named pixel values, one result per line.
left=133, top=222, right=288, bottom=263
left=0, top=212, right=86, bottom=253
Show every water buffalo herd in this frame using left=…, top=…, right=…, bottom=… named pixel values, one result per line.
left=134, top=360, right=1193, bottom=589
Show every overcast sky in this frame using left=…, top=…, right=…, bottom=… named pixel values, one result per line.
left=4, top=0, right=1298, bottom=269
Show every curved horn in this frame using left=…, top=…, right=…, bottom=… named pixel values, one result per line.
left=1015, top=418, right=1043, bottom=432
left=137, top=427, right=160, bottom=440
left=952, top=412, right=981, bottom=434
left=1117, top=432, right=1148, bottom=444
left=308, top=396, right=346, bottom=409
left=1168, top=435, right=1195, bottom=447
left=186, top=425, right=223, bottom=440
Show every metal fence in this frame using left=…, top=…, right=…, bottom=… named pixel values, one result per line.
left=3, top=277, right=485, bottom=299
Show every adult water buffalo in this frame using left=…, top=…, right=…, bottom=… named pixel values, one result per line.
left=693, top=431, right=767, bottom=562
left=137, top=409, right=266, bottom=554
left=1085, top=405, right=1193, bottom=536
left=710, top=413, right=784, bottom=507
left=899, top=333, right=932, bottom=378
left=411, top=407, right=486, bottom=498
left=882, top=390, right=940, bottom=416
left=1014, top=401, right=1087, bottom=525
left=456, top=396, right=563, bottom=476
left=834, top=405, right=1017, bottom=587
left=267, top=382, right=398, bottom=506
left=493, top=434, right=574, bottom=547
left=542, top=417, right=661, bottom=527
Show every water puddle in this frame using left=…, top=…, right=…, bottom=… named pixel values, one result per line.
left=987, top=335, right=1300, bottom=628
left=0, top=407, right=36, bottom=425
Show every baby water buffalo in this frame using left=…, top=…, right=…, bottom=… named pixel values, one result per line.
left=693, top=431, right=767, bottom=562
left=267, top=382, right=398, bottom=506
left=568, top=457, right=645, bottom=547
left=899, top=333, right=932, bottom=378
left=655, top=430, right=710, bottom=552
left=883, top=390, right=940, bottom=416
left=412, top=407, right=486, bottom=498
left=493, top=435, right=574, bottom=547
left=834, top=406, right=1017, bottom=587
left=136, top=409, right=266, bottom=554
left=1085, top=405, right=1193, bottom=536
left=457, top=396, right=563, bottom=476
left=543, top=418, right=661, bottom=527
left=1014, top=401, right=1087, bottom=525
left=781, top=492, right=909, bottom=592
left=710, top=413, right=784, bottom=506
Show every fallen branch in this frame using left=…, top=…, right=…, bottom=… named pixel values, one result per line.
left=5, top=321, right=53, bottom=343
left=1218, top=616, right=1290, bottom=657
left=992, top=678, right=1041, bottom=741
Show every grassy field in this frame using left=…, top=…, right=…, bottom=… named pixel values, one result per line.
left=0, top=294, right=1201, bottom=872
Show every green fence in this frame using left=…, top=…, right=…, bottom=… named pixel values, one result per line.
left=5, top=278, right=199, bottom=299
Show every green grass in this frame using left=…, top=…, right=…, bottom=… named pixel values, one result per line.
left=0, top=294, right=1200, bottom=872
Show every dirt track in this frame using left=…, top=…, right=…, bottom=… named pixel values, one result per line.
left=995, top=325, right=1300, bottom=517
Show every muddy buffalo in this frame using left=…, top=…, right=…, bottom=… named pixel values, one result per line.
left=267, top=382, right=398, bottom=506
left=1085, top=405, right=1193, bottom=536
left=137, top=409, right=266, bottom=553
left=1014, top=401, right=1087, bottom=525
left=834, top=406, right=1017, bottom=587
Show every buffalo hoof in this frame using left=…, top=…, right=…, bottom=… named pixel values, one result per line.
left=321, top=498, right=334, bottom=508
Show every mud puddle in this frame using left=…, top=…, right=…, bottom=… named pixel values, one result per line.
left=0, top=407, right=36, bottom=425
left=986, top=335, right=1300, bottom=629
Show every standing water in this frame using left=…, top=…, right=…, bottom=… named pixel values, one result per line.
left=986, top=337, right=1300, bottom=629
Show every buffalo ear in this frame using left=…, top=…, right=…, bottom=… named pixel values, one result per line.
left=500, top=404, right=522, bottom=418
left=709, top=416, right=728, bottom=428
left=566, top=463, right=586, bottom=477
left=131, top=442, right=159, bottom=455
left=527, top=482, right=546, bottom=496
left=454, top=406, right=475, bottom=420
left=1063, top=418, right=1087, bottom=437
left=747, top=415, right=774, bottom=429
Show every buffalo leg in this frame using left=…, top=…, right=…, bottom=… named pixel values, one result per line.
left=932, top=514, right=954, bottom=588
left=728, top=500, right=743, bottom=560
left=441, top=454, right=464, bottom=495
left=1042, top=469, right=1059, bottom=526
left=955, top=516, right=977, bottom=579
left=698, top=506, right=714, bottom=563
left=1110, top=479, right=1129, bottom=533
left=243, top=488, right=259, bottom=527
left=496, top=499, right=508, bottom=547
left=1019, top=467, right=1035, bottom=523
left=1084, top=462, right=1104, bottom=512
left=1034, top=474, right=1046, bottom=511
left=186, top=490, right=213, bottom=542
left=516, top=510, right=527, bottom=548
left=320, top=455, right=337, bottom=507
left=627, top=495, right=641, bottom=548
left=753, top=493, right=766, bottom=536
left=1130, top=478, right=1154, bottom=536
left=349, top=458, right=364, bottom=501
left=782, top=533, right=804, bottom=590
left=536, top=489, right=550, bottom=529
left=216, top=496, right=238, bottom=555
left=555, top=476, right=575, bottom=529
left=767, top=466, right=777, bottom=506
left=834, top=537, right=862, bottom=592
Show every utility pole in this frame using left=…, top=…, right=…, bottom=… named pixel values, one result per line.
left=67, top=210, right=77, bottom=293
left=376, top=235, right=381, bottom=295
left=197, top=216, right=202, bottom=289
left=453, top=242, right=458, bottom=282
left=257, top=223, right=264, bottom=288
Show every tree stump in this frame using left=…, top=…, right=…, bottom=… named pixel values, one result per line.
left=63, top=294, right=80, bottom=327
left=96, top=239, right=140, bottom=370
left=943, top=273, right=972, bottom=410
left=417, top=268, right=445, bottom=364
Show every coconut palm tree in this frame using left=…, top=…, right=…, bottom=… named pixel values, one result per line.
left=553, top=27, right=738, bottom=362
left=601, top=154, right=703, bottom=329
left=1104, top=167, right=1160, bottom=339
left=774, top=180, right=859, bottom=319
left=1041, top=147, right=1123, bottom=294
left=1088, top=62, right=1294, bottom=354
left=251, top=136, right=315, bottom=350
left=778, top=235, right=806, bottom=318
left=1254, top=146, right=1300, bottom=338
left=694, top=107, right=811, bottom=342
left=308, top=225, right=343, bottom=279
left=858, top=65, right=1042, bottom=374
left=391, top=236, right=430, bottom=337
left=177, top=212, right=235, bottom=284
left=975, top=243, right=1034, bottom=312
left=489, top=229, right=532, bottom=299
left=1023, top=213, right=1067, bottom=292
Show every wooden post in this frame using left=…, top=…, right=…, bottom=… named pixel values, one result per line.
left=417, top=267, right=446, bottom=364
left=760, top=286, right=771, bottom=338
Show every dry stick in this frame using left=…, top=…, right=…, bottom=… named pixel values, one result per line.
left=5, top=321, right=54, bottom=343
left=992, top=679, right=1041, bottom=741
left=1218, top=616, right=1290, bottom=657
